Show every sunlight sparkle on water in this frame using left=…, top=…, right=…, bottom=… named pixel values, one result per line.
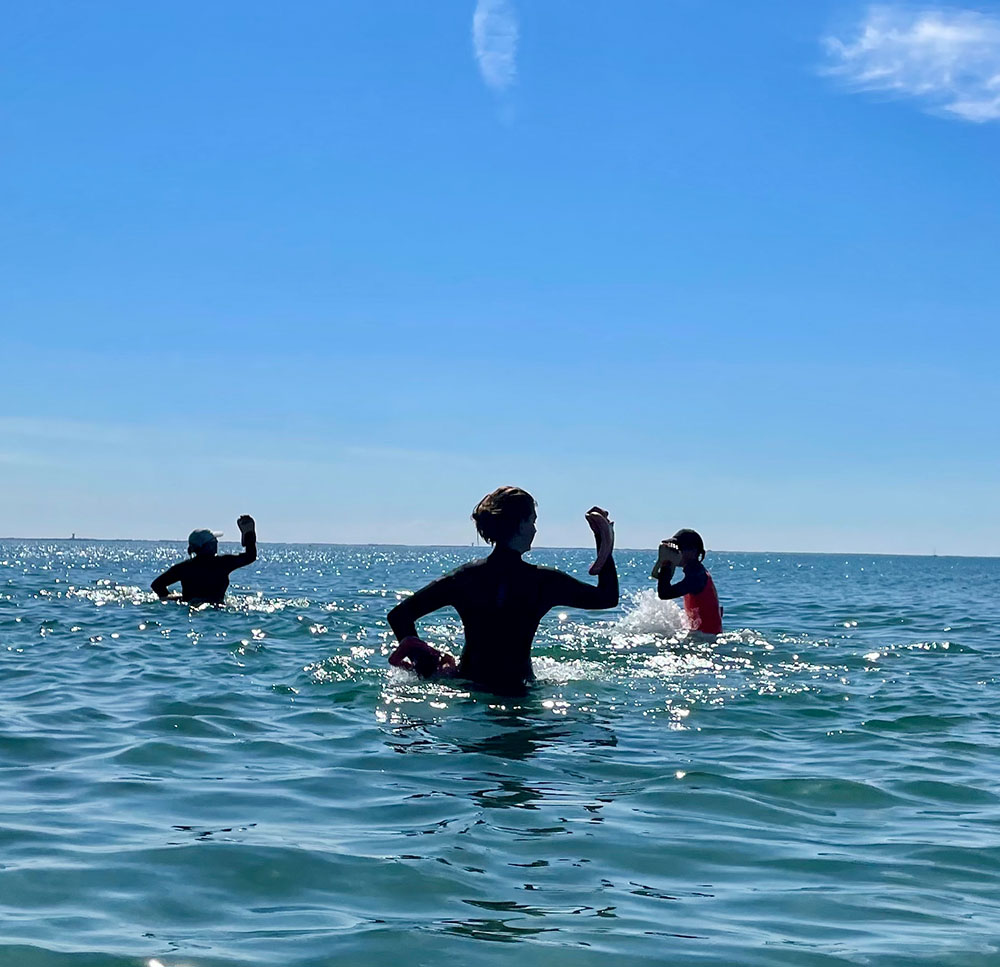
left=2, top=542, right=996, bottom=965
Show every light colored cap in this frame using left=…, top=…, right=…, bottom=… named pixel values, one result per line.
left=187, top=528, right=223, bottom=551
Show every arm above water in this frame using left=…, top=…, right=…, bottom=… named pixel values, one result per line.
left=544, top=510, right=619, bottom=610
left=151, top=562, right=186, bottom=599
left=586, top=507, right=615, bottom=576
left=657, top=564, right=707, bottom=600
left=543, top=555, right=619, bottom=611
left=222, top=514, right=258, bottom=573
left=387, top=572, right=458, bottom=641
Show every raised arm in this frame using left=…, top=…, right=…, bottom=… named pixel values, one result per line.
left=223, top=514, right=258, bottom=572
left=542, top=507, right=619, bottom=610
left=543, top=556, right=618, bottom=611
left=387, top=573, right=457, bottom=641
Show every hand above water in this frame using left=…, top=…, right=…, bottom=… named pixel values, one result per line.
left=585, top=507, right=615, bottom=575
left=651, top=540, right=681, bottom=579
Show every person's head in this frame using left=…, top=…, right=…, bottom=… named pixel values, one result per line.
left=187, top=529, right=220, bottom=557
left=670, top=528, right=706, bottom=564
left=472, top=486, right=537, bottom=553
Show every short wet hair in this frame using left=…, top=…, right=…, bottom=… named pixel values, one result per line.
left=472, top=486, right=536, bottom=545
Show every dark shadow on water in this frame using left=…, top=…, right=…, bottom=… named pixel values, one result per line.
left=440, top=916, right=560, bottom=943
left=467, top=773, right=545, bottom=811
left=382, top=687, right=617, bottom=763
left=459, top=719, right=570, bottom=761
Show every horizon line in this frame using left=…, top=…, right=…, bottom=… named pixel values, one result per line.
left=0, top=536, right=993, bottom=560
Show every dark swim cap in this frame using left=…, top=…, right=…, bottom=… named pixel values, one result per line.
left=671, top=529, right=705, bottom=555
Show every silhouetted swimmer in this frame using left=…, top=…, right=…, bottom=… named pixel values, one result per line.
left=651, top=527, right=722, bottom=634
left=387, top=487, right=618, bottom=694
left=151, top=515, right=257, bottom=605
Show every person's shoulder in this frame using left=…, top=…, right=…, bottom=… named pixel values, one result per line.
left=531, top=563, right=576, bottom=582
left=529, top=562, right=558, bottom=575
left=409, top=558, right=479, bottom=588
left=449, top=556, right=490, bottom=578
left=684, top=560, right=710, bottom=589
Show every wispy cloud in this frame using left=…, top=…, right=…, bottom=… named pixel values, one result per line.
left=825, top=5, right=1000, bottom=122
left=473, top=0, right=519, bottom=92
left=0, top=416, right=137, bottom=446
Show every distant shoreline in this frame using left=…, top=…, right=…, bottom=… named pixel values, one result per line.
left=0, top=537, right=993, bottom=560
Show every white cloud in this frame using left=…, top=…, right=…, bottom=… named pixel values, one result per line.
left=473, top=0, right=518, bottom=92
left=0, top=416, right=136, bottom=446
left=825, top=5, right=1000, bottom=121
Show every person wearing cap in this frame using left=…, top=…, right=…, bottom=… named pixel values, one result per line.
left=151, top=515, right=257, bottom=604
left=651, top=528, right=723, bottom=634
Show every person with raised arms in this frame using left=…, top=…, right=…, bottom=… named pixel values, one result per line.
left=387, top=487, right=617, bottom=694
left=152, top=514, right=257, bottom=605
left=651, top=527, right=723, bottom=634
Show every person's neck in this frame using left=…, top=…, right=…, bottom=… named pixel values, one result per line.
left=490, top=544, right=524, bottom=559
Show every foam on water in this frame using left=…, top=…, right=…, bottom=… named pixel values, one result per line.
left=614, top=587, right=689, bottom=637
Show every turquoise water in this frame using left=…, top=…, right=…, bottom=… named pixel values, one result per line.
left=2, top=541, right=999, bottom=967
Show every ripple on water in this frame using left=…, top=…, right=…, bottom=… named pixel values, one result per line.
left=1, top=542, right=1000, bottom=965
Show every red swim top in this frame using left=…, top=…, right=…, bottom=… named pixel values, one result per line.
left=684, top=571, right=722, bottom=635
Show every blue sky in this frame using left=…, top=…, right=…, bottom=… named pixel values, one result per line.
left=1, top=1, right=998, bottom=554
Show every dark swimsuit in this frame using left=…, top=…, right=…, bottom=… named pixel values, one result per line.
left=151, top=537, right=257, bottom=604
left=388, top=546, right=618, bottom=694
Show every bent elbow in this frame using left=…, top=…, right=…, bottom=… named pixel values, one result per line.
left=386, top=604, right=404, bottom=635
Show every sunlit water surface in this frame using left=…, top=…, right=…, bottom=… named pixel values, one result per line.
left=1, top=541, right=999, bottom=966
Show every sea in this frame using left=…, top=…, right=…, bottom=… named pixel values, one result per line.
left=1, top=541, right=998, bottom=967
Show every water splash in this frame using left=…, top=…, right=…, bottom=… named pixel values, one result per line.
left=613, top=589, right=688, bottom=637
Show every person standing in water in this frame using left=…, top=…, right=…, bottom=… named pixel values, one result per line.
left=387, top=487, right=618, bottom=694
left=152, top=515, right=257, bottom=604
left=651, top=528, right=723, bottom=634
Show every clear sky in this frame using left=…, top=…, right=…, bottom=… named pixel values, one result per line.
left=1, top=1, right=998, bottom=554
